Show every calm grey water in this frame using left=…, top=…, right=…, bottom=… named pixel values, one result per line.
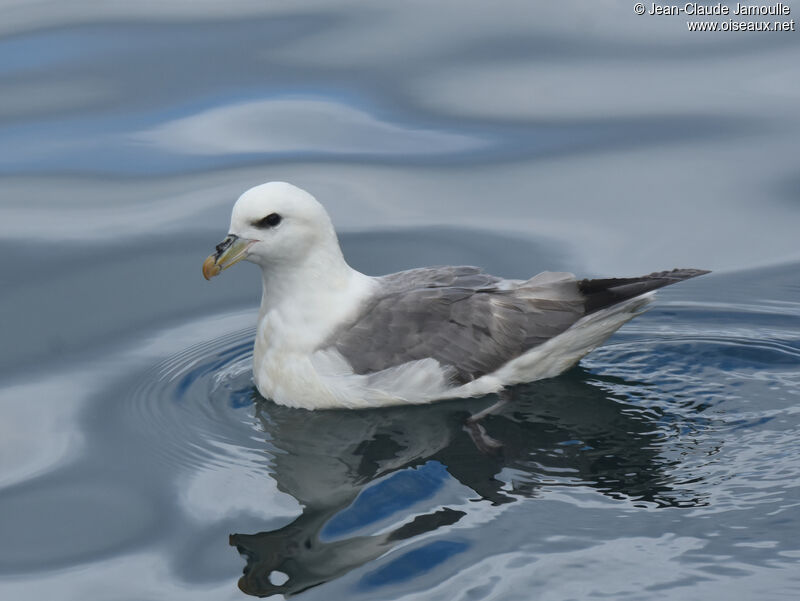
left=1, top=2, right=799, bottom=600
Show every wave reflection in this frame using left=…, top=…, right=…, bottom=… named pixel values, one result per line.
left=226, top=371, right=698, bottom=596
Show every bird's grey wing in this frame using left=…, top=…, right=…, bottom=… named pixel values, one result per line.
left=328, top=267, right=586, bottom=385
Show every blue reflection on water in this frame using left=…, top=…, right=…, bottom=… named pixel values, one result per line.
left=358, top=540, right=469, bottom=590
left=322, top=461, right=450, bottom=540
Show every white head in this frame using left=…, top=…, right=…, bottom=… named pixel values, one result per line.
left=203, top=182, right=344, bottom=279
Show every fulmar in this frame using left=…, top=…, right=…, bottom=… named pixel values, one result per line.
left=203, top=182, right=708, bottom=410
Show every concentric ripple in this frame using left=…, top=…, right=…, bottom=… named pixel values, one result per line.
left=582, top=300, right=800, bottom=511
left=587, top=301, right=800, bottom=404
left=123, top=326, right=265, bottom=472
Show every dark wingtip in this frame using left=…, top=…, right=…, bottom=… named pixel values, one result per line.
left=645, top=268, right=711, bottom=280
left=579, top=268, right=710, bottom=314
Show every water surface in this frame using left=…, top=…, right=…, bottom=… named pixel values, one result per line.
left=1, top=2, right=799, bottom=600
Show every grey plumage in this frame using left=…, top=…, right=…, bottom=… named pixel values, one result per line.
left=326, top=266, right=708, bottom=386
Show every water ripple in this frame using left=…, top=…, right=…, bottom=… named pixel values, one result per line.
left=124, top=327, right=262, bottom=473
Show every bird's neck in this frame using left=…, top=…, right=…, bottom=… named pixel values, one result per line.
left=256, top=245, right=375, bottom=351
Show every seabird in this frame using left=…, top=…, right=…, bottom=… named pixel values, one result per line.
left=203, top=182, right=708, bottom=410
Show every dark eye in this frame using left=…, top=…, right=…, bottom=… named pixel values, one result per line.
left=255, top=213, right=282, bottom=228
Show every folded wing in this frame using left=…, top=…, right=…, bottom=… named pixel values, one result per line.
left=327, top=266, right=708, bottom=385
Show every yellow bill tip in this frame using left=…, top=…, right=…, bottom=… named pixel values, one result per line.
left=202, top=254, right=221, bottom=280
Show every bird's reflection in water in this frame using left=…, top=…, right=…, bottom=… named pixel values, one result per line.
left=230, top=368, right=696, bottom=597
